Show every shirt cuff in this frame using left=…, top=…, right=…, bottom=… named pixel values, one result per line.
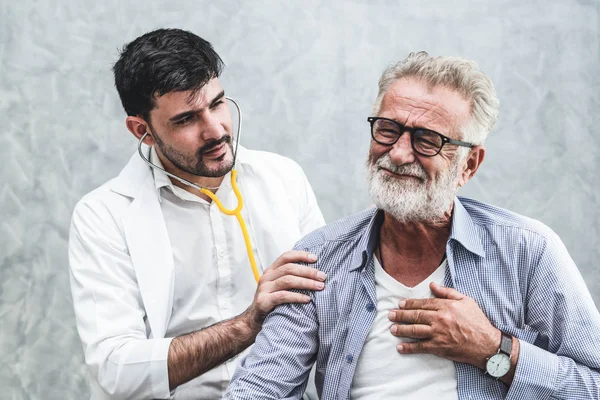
left=151, top=337, right=174, bottom=399
left=506, top=340, right=559, bottom=400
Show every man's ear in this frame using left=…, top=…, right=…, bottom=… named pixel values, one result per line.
left=125, top=116, right=155, bottom=146
left=458, top=145, right=485, bottom=187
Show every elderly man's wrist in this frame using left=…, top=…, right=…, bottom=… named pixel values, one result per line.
left=474, top=327, right=503, bottom=370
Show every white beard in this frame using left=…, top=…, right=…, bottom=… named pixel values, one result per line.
left=367, top=154, right=460, bottom=223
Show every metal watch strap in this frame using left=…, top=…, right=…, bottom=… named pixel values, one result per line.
left=499, top=332, right=512, bottom=356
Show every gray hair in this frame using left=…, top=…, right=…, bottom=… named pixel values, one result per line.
left=372, top=51, right=500, bottom=147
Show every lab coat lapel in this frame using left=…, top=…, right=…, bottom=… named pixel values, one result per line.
left=117, top=147, right=174, bottom=339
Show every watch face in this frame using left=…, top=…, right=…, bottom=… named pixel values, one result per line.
left=486, top=353, right=511, bottom=378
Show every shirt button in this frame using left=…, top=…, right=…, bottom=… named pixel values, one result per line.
left=216, top=246, right=225, bottom=259
left=366, top=303, right=375, bottom=312
left=346, top=354, right=353, bottom=363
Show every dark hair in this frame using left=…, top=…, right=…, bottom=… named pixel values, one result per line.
left=113, top=28, right=225, bottom=121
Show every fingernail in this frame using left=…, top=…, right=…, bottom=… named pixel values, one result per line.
left=308, top=253, right=317, bottom=262
left=388, top=311, right=395, bottom=320
left=317, top=271, right=327, bottom=281
left=397, top=344, right=403, bottom=352
left=316, top=281, right=324, bottom=290
left=390, top=325, right=398, bottom=334
left=398, top=300, right=406, bottom=308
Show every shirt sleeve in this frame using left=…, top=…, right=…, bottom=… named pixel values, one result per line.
left=69, top=198, right=172, bottom=399
left=225, top=279, right=319, bottom=398
left=506, top=232, right=600, bottom=399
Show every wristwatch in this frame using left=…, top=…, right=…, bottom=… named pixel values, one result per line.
left=485, top=332, right=512, bottom=378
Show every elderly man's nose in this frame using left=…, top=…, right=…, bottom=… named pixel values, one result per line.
left=388, top=132, right=416, bottom=165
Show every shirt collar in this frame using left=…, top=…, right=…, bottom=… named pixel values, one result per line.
left=448, top=197, right=485, bottom=258
left=349, top=209, right=384, bottom=271
left=149, top=146, right=173, bottom=196
left=349, top=197, right=485, bottom=271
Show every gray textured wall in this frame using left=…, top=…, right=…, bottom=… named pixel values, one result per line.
left=1, top=0, right=599, bottom=398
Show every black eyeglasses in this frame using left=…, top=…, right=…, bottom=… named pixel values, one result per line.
left=367, top=117, right=474, bottom=157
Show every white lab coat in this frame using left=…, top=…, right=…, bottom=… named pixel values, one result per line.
left=69, top=145, right=325, bottom=399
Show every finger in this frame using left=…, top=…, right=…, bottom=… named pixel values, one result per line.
left=388, top=309, right=434, bottom=325
left=400, top=298, right=445, bottom=311
left=268, top=263, right=327, bottom=283
left=397, top=340, right=432, bottom=354
left=270, top=251, right=318, bottom=270
left=430, top=282, right=465, bottom=300
left=390, top=323, right=433, bottom=339
left=267, top=291, right=311, bottom=307
left=270, top=274, right=325, bottom=292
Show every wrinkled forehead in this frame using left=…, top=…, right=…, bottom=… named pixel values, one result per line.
left=380, top=78, right=471, bottom=132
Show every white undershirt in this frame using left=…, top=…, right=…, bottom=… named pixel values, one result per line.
left=350, top=256, right=458, bottom=400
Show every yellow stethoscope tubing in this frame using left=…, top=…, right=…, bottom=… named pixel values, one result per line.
left=200, top=170, right=260, bottom=283
left=136, top=96, right=261, bottom=283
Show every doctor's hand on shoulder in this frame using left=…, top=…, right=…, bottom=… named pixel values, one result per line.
left=243, top=250, right=326, bottom=330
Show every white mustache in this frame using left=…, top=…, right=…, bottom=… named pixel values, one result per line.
left=375, top=155, right=428, bottom=180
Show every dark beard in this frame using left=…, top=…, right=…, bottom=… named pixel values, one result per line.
left=154, top=133, right=234, bottom=177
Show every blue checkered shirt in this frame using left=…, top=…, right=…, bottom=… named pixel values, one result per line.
left=227, top=197, right=600, bottom=399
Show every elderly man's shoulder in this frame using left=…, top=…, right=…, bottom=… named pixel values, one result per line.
left=459, top=196, right=557, bottom=240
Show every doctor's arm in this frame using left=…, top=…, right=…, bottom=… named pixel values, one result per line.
left=69, top=200, right=325, bottom=399
left=166, top=250, right=326, bottom=390
left=505, top=233, right=600, bottom=399
left=69, top=200, right=174, bottom=399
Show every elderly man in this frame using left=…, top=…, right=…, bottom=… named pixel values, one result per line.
left=226, top=52, right=600, bottom=399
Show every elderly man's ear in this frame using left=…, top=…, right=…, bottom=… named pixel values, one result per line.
left=458, top=146, right=485, bottom=187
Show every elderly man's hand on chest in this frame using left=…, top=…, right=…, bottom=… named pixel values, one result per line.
left=387, top=282, right=519, bottom=380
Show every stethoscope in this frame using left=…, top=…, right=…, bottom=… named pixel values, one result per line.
left=137, top=97, right=261, bottom=283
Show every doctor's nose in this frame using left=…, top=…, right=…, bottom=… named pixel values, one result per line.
left=200, top=112, right=226, bottom=142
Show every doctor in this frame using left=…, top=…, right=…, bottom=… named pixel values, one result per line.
left=68, top=28, right=326, bottom=399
